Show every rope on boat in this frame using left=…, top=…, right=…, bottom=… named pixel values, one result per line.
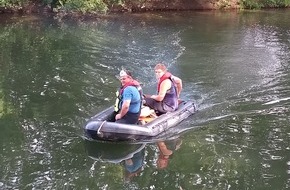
left=97, top=121, right=106, bottom=137
left=187, top=104, right=197, bottom=114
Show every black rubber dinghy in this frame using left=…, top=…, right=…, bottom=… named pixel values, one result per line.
left=84, top=100, right=196, bottom=142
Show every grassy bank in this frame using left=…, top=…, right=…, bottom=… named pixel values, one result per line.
left=0, top=0, right=290, bottom=14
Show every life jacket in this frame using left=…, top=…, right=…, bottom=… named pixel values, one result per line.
left=114, top=80, right=142, bottom=112
left=157, top=72, right=172, bottom=93
left=157, top=72, right=178, bottom=111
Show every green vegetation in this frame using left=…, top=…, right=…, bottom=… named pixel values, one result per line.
left=242, top=0, right=290, bottom=9
left=48, top=0, right=110, bottom=13
left=0, top=0, right=289, bottom=14
left=0, top=0, right=124, bottom=13
left=0, top=0, right=25, bottom=8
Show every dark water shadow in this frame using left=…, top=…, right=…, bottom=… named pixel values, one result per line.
left=84, top=140, right=146, bottom=163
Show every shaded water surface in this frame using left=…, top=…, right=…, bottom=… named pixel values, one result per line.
left=0, top=10, right=290, bottom=189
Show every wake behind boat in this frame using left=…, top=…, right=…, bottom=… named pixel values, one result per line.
left=83, top=100, right=196, bottom=142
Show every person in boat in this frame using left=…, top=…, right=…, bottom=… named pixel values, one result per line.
left=144, top=63, right=182, bottom=114
left=113, top=69, right=142, bottom=124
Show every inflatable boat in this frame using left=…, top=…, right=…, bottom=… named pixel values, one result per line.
left=83, top=100, right=196, bottom=142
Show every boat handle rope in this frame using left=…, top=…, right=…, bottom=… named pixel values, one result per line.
left=97, top=121, right=106, bottom=136
left=187, top=106, right=196, bottom=114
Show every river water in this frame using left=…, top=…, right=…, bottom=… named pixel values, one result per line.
left=0, top=10, right=290, bottom=190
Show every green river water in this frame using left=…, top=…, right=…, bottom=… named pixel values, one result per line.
left=0, top=10, right=290, bottom=190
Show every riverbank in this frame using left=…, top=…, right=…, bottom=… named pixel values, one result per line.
left=1, top=0, right=236, bottom=15
left=0, top=0, right=289, bottom=16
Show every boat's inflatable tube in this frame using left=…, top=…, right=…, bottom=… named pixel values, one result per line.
left=84, top=101, right=196, bottom=141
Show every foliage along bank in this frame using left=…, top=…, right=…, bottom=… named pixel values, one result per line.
left=0, top=0, right=290, bottom=14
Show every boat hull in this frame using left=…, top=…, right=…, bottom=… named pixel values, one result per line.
left=83, top=101, right=196, bottom=142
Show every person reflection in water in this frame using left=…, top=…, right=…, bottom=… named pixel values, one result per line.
left=157, top=138, right=182, bottom=170
left=123, top=148, right=145, bottom=182
left=122, top=138, right=183, bottom=181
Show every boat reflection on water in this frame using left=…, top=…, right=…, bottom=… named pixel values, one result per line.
left=84, top=140, right=146, bottom=164
left=84, top=140, right=146, bottom=182
left=84, top=137, right=183, bottom=181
